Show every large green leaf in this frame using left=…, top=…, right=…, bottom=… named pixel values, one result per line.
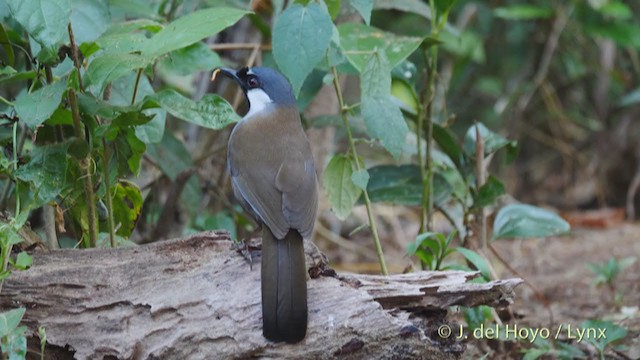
left=150, top=89, right=239, bottom=130
left=338, top=23, right=422, bottom=72
left=70, top=0, right=110, bottom=44
left=373, top=0, right=431, bottom=19
left=14, top=142, right=69, bottom=205
left=492, top=204, right=570, bottom=240
left=473, top=175, right=505, bottom=209
left=110, top=180, right=142, bottom=238
left=323, top=154, right=362, bottom=220
left=141, top=7, right=249, bottom=58
left=85, top=52, right=152, bottom=96
left=0, top=308, right=25, bottom=338
left=109, top=72, right=165, bottom=143
left=360, top=51, right=409, bottom=158
left=351, top=0, right=373, bottom=25
left=7, top=0, right=71, bottom=51
left=158, top=42, right=223, bottom=76
left=14, top=80, right=67, bottom=129
left=365, top=164, right=452, bottom=205
left=580, top=320, right=628, bottom=354
left=272, top=3, right=333, bottom=95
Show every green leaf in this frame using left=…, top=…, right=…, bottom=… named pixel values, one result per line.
left=108, top=72, right=166, bottom=143
left=85, top=53, right=152, bottom=95
left=14, top=80, right=67, bottom=129
left=584, top=22, right=640, bottom=49
left=434, top=0, right=457, bottom=17
left=456, top=247, right=492, bottom=280
left=158, top=42, right=223, bottom=76
left=0, top=308, right=25, bottom=338
left=150, top=89, right=239, bottom=130
left=433, top=123, right=464, bottom=169
left=599, top=2, right=632, bottom=19
left=325, top=0, right=341, bottom=19
left=493, top=204, right=570, bottom=240
left=391, top=78, right=419, bottom=114
left=463, top=122, right=517, bottom=158
left=360, top=51, right=409, bottom=158
left=350, top=0, right=373, bottom=25
left=13, top=251, right=32, bottom=270
left=373, top=0, right=431, bottom=19
left=70, top=0, right=110, bottom=44
left=580, top=320, right=627, bottom=353
left=141, top=7, right=249, bottom=58
left=14, top=142, right=69, bottom=205
left=145, top=132, right=193, bottom=181
left=7, top=0, right=71, bottom=51
left=111, top=180, right=142, bottom=238
left=323, top=154, right=362, bottom=220
left=473, top=175, right=505, bottom=208
left=494, top=5, right=553, bottom=20
left=619, top=87, right=640, bottom=107
left=273, top=3, right=333, bottom=95
left=338, top=23, right=423, bottom=72
left=351, top=169, right=370, bottom=191
left=365, top=165, right=452, bottom=206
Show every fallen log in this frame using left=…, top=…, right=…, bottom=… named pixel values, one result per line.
left=0, top=231, right=522, bottom=359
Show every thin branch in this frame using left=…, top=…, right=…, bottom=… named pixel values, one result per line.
left=331, top=66, right=388, bottom=276
left=209, top=43, right=271, bottom=51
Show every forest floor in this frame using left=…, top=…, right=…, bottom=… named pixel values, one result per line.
left=329, top=220, right=640, bottom=359
left=459, top=222, right=640, bottom=359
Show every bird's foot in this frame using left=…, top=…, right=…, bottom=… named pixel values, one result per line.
left=232, top=238, right=254, bottom=270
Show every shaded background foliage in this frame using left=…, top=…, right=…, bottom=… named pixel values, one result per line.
left=0, top=0, right=639, bottom=358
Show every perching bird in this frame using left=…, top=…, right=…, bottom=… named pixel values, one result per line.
left=212, top=67, right=318, bottom=343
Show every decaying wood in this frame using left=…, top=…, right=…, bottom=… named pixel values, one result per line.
left=0, top=231, right=522, bottom=360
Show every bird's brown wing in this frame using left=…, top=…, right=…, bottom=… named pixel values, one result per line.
left=276, top=155, right=318, bottom=239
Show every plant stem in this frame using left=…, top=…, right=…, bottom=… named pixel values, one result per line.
left=101, top=146, right=116, bottom=248
left=331, top=66, right=388, bottom=275
left=68, top=89, right=98, bottom=247
left=131, top=68, right=143, bottom=105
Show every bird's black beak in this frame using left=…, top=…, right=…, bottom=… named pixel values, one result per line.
left=212, top=67, right=245, bottom=90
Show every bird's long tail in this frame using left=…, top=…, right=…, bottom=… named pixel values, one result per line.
left=261, top=227, right=307, bottom=343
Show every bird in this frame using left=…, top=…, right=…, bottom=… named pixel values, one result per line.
left=212, top=66, right=318, bottom=343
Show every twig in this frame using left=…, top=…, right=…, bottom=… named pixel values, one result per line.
left=488, top=243, right=554, bottom=327
left=475, top=123, right=487, bottom=249
left=131, top=68, right=143, bottom=105
left=331, top=66, right=388, bottom=276
left=209, top=43, right=271, bottom=51
left=67, top=24, right=84, bottom=92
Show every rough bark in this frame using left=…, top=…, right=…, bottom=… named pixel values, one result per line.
left=1, top=231, right=522, bottom=360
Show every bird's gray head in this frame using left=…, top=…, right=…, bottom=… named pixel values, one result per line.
left=213, top=66, right=296, bottom=117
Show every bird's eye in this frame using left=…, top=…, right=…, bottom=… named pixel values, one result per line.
left=247, top=77, right=259, bottom=88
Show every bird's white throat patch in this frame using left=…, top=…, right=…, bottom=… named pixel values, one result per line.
left=244, top=88, right=273, bottom=119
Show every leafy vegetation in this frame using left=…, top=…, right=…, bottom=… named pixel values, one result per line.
left=0, top=0, right=638, bottom=358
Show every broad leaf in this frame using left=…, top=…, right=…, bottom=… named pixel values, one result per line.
left=580, top=320, right=627, bottom=353
left=365, top=165, right=452, bottom=206
left=273, top=3, right=333, bottom=95
left=85, top=53, right=152, bottom=96
left=351, top=169, right=370, bottom=191
left=456, top=247, right=492, bottom=281
left=13, top=252, right=32, bottom=270
left=0, top=308, right=25, bottom=338
left=14, top=80, right=67, bottom=129
left=473, top=175, right=505, bottom=208
left=323, top=154, right=362, bottom=220
left=433, top=123, right=464, bottom=169
left=493, top=204, right=570, bottom=240
left=150, top=89, right=239, bottom=129
left=373, top=0, right=431, bottom=19
left=141, top=7, right=249, bottom=58
left=111, top=180, right=142, bottom=238
left=14, top=142, right=69, bottom=205
left=70, top=0, right=110, bottom=44
left=351, top=0, right=373, bottom=25
left=7, top=0, right=70, bottom=52
left=338, top=23, right=423, bottom=72
left=158, top=42, right=223, bottom=76
left=463, top=122, right=517, bottom=158
left=360, top=51, right=409, bottom=158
